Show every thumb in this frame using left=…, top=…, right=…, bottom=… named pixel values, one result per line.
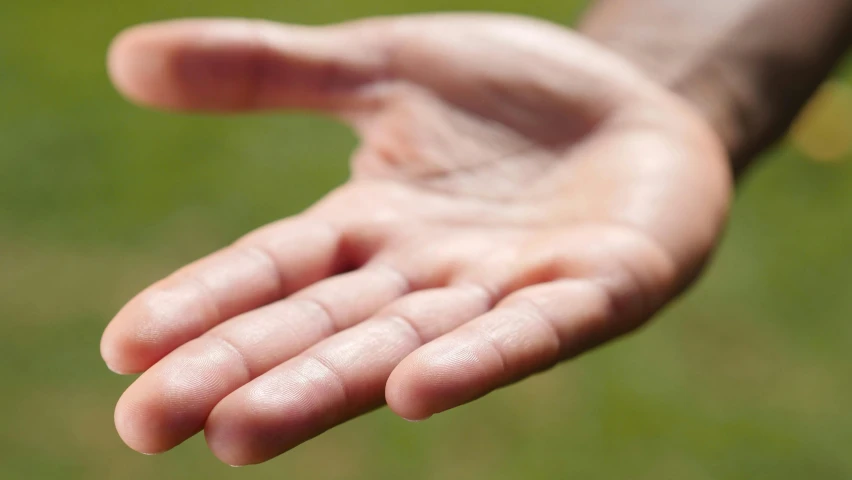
left=107, top=18, right=392, bottom=113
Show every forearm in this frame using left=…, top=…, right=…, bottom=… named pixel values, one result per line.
left=579, top=0, right=852, bottom=173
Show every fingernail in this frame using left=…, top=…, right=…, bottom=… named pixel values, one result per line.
left=105, top=361, right=129, bottom=375
left=403, top=416, right=431, bottom=423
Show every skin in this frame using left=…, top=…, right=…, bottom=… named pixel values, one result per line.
left=101, top=13, right=734, bottom=466
left=581, top=0, right=852, bottom=171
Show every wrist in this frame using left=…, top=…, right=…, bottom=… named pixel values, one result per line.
left=578, top=0, right=852, bottom=175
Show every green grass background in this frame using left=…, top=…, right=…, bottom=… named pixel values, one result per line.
left=1, top=1, right=851, bottom=478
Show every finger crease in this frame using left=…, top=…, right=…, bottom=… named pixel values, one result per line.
left=478, top=325, right=510, bottom=378
left=295, top=298, right=340, bottom=336
left=240, top=244, right=287, bottom=300
left=204, top=333, right=253, bottom=381
left=368, top=263, right=413, bottom=296
left=306, top=355, right=352, bottom=414
left=386, top=314, right=426, bottom=346
left=512, top=300, right=563, bottom=360
left=245, top=20, right=277, bottom=110
left=187, top=275, right=223, bottom=329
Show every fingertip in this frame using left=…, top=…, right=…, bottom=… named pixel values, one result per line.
left=403, top=416, right=431, bottom=423
left=386, top=343, right=485, bottom=421
left=205, top=363, right=343, bottom=466
left=204, top=409, right=256, bottom=467
left=101, top=298, right=171, bottom=375
left=106, top=27, right=133, bottom=92
left=204, top=392, right=277, bottom=467
left=101, top=351, right=132, bottom=375
left=385, top=355, right=435, bottom=421
left=102, top=281, right=218, bottom=374
left=100, top=328, right=126, bottom=374
left=113, top=389, right=172, bottom=455
left=100, top=318, right=148, bottom=375
left=113, top=349, right=229, bottom=456
left=109, top=21, right=199, bottom=110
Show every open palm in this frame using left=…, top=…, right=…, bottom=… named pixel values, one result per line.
left=102, top=14, right=732, bottom=466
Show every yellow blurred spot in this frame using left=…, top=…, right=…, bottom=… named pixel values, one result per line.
left=790, top=80, right=852, bottom=163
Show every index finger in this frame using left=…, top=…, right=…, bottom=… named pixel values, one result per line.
left=100, top=217, right=343, bottom=374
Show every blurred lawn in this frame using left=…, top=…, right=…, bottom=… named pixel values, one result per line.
left=1, top=1, right=851, bottom=479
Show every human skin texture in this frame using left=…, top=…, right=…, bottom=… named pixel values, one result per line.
left=101, top=3, right=849, bottom=465
left=581, top=0, right=852, bottom=172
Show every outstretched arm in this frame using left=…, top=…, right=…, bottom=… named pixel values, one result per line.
left=580, top=0, right=852, bottom=172
left=101, top=1, right=851, bottom=466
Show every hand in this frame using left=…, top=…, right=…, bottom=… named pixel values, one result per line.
left=102, top=13, right=731, bottom=466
